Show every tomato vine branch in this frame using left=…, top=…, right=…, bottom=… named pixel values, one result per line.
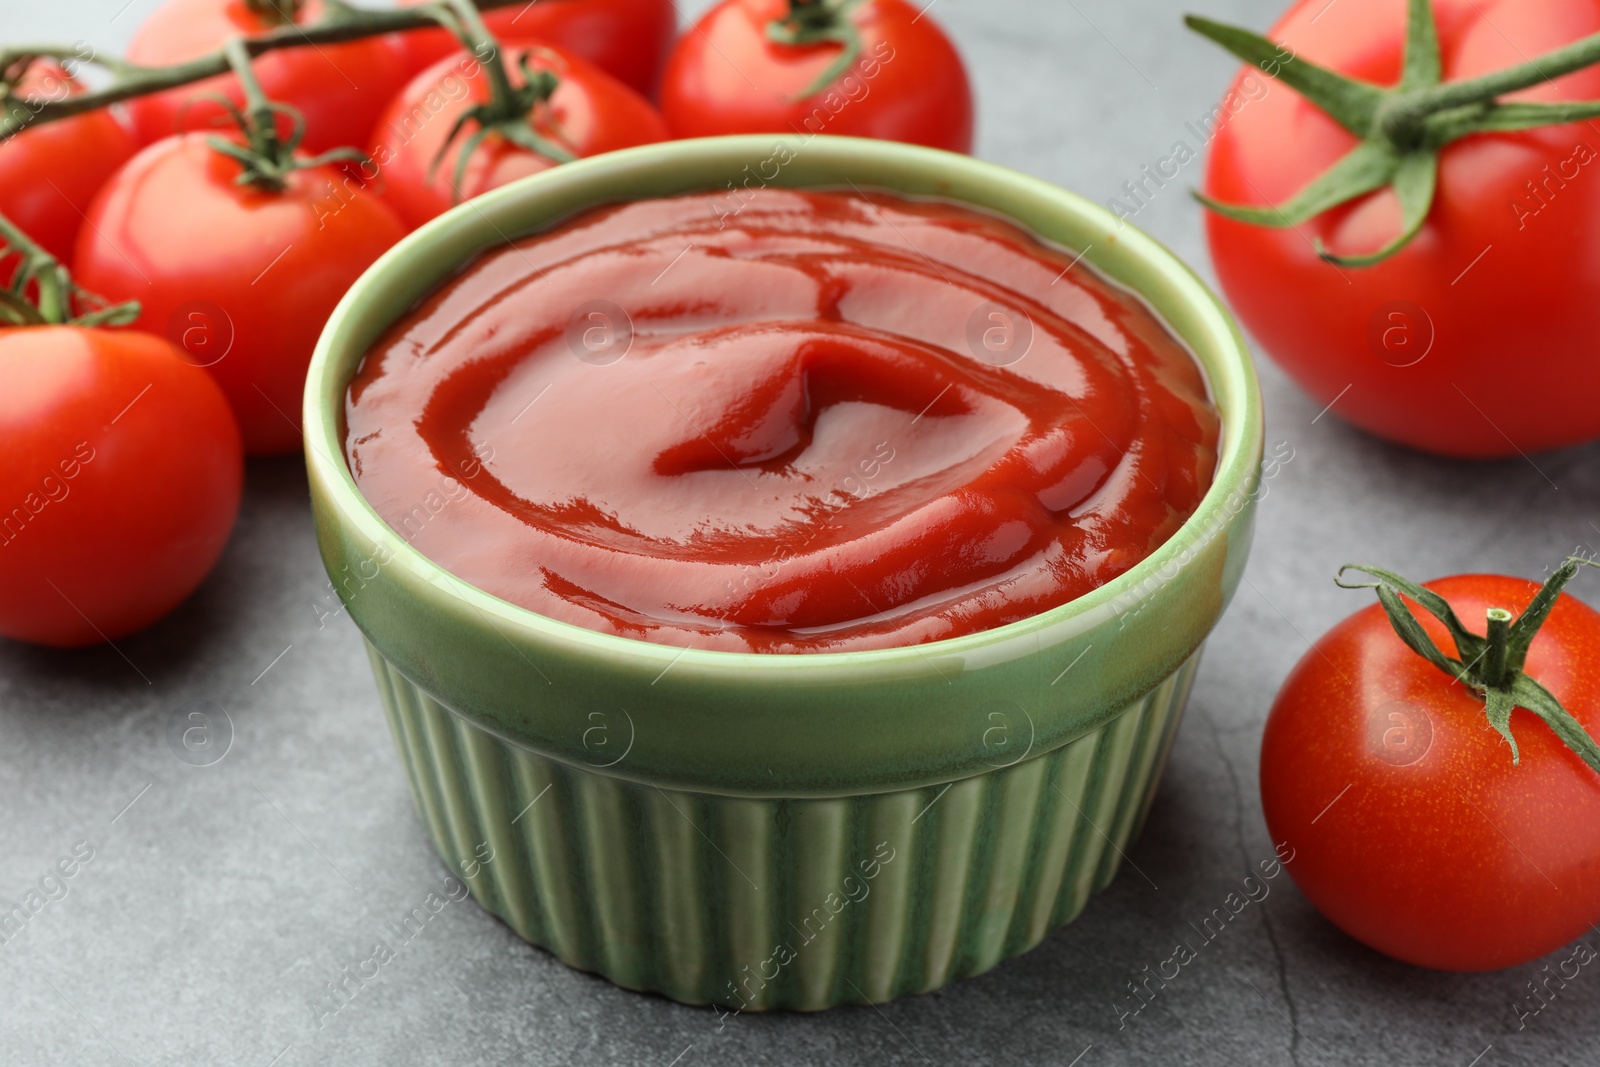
left=242, top=0, right=305, bottom=25
left=0, top=0, right=538, bottom=141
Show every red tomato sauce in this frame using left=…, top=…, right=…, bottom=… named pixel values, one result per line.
left=344, top=190, right=1219, bottom=653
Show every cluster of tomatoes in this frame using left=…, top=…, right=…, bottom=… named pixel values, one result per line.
left=0, top=0, right=971, bottom=648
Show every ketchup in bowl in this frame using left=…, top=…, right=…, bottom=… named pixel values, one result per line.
left=344, top=189, right=1219, bottom=653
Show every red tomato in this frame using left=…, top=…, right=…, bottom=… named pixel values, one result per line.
left=659, top=0, right=973, bottom=153
left=74, top=135, right=407, bottom=455
left=124, top=0, right=408, bottom=154
left=369, top=42, right=669, bottom=230
left=1203, top=0, right=1600, bottom=457
left=0, top=64, right=138, bottom=270
left=391, top=0, right=678, bottom=97
left=0, top=327, right=242, bottom=647
left=1261, top=574, right=1600, bottom=971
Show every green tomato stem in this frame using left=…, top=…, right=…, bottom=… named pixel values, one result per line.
left=241, top=0, right=304, bottom=26
left=442, top=0, right=520, bottom=123
left=1483, top=607, right=1513, bottom=689
left=206, top=38, right=372, bottom=191
left=1395, top=27, right=1600, bottom=127
left=1186, top=0, right=1600, bottom=264
left=767, top=0, right=865, bottom=100
left=1338, top=558, right=1600, bottom=772
left=0, top=211, right=140, bottom=327
left=0, top=213, right=67, bottom=324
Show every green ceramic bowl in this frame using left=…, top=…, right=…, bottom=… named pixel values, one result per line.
left=304, top=135, right=1263, bottom=1011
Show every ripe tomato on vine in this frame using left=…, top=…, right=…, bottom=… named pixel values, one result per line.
left=1263, top=558, right=1600, bottom=971
left=660, top=0, right=973, bottom=153
left=1193, top=0, right=1600, bottom=456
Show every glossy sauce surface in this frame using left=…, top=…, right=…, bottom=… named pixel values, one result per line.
left=345, top=190, right=1219, bottom=652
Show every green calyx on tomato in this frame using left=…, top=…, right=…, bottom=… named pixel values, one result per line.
left=0, top=208, right=137, bottom=328
left=767, top=0, right=866, bottom=98
left=205, top=38, right=367, bottom=192
left=1338, top=556, right=1600, bottom=772
left=1187, top=0, right=1600, bottom=265
left=427, top=53, right=575, bottom=197
left=426, top=0, right=576, bottom=198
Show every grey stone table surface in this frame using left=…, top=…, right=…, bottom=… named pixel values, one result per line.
left=5, top=1, right=1600, bottom=1065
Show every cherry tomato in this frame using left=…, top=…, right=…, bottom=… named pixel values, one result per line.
left=369, top=42, right=669, bottom=230
left=1261, top=573, right=1600, bottom=971
left=391, top=0, right=678, bottom=97
left=74, top=135, right=407, bottom=455
left=124, top=0, right=408, bottom=154
left=659, top=0, right=973, bottom=153
left=0, top=63, right=138, bottom=270
left=1203, top=0, right=1600, bottom=457
left=0, top=326, right=242, bottom=648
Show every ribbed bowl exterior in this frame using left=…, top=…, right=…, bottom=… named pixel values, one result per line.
left=367, top=639, right=1200, bottom=1010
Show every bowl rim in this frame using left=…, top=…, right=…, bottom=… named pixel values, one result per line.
left=304, top=134, right=1262, bottom=678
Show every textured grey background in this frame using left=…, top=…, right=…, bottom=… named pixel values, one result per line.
left=4, top=1, right=1600, bottom=1065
